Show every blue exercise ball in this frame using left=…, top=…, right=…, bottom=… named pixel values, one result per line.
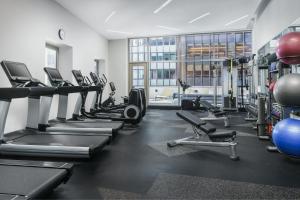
left=273, top=118, right=300, bottom=157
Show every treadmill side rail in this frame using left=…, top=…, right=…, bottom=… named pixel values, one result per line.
left=0, top=144, right=91, bottom=158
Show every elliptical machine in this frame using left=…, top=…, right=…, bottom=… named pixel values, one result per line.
left=90, top=72, right=146, bottom=117
left=72, top=70, right=143, bottom=124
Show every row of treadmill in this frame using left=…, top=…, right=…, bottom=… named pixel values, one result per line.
left=0, top=60, right=146, bottom=200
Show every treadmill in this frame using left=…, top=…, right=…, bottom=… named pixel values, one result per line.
left=43, top=67, right=123, bottom=138
left=0, top=159, right=73, bottom=200
left=0, top=60, right=109, bottom=158
left=1, top=61, right=115, bottom=138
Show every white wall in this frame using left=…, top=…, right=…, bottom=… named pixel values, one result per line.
left=108, top=39, right=128, bottom=103
left=0, top=0, right=108, bottom=133
left=252, top=0, right=300, bottom=53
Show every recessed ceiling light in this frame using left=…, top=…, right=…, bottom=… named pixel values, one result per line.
left=225, top=15, right=249, bottom=26
left=188, top=12, right=211, bottom=24
left=106, top=29, right=133, bottom=35
left=105, top=11, right=116, bottom=23
left=156, top=25, right=180, bottom=31
left=153, top=0, right=173, bottom=14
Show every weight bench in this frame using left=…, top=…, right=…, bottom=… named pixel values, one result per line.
left=199, top=100, right=230, bottom=127
left=167, top=111, right=239, bottom=160
left=245, top=104, right=258, bottom=121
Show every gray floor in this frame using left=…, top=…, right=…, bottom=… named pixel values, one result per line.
left=47, top=109, right=300, bottom=199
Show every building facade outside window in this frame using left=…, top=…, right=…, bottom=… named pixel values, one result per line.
left=129, top=31, right=252, bottom=105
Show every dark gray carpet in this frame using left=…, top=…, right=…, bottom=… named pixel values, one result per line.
left=36, top=109, right=300, bottom=199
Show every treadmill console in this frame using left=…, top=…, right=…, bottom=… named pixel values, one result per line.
left=90, top=72, right=99, bottom=84
left=72, top=70, right=85, bottom=86
left=109, top=82, right=116, bottom=92
left=44, top=67, right=64, bottom=86
left=1, top=61, right=33, bottom=86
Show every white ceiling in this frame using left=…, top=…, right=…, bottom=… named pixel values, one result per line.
left=56, top=0, right=261, bottom=40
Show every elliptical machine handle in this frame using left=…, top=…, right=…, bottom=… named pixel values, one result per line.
left=102, top=74, right=108, bottom=83
left=85, top=76, right=93, bottom=86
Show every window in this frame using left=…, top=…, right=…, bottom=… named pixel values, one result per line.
left=45, top=44, right=58, bottom=68
left=235, top=33, right=244, bottom=58
left=129, top=31, right=252, bottom=88
left=244, top=32, right=252, bottom=57
left=129, top=38, right=147, bottom=62
left=132, top=66, right=144, bottom=87
left=227, top=33, right=235, bottom=58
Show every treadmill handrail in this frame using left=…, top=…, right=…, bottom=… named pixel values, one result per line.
left=0, top=88, right=30, bottom=100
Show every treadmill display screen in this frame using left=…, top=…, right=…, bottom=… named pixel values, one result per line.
left=46, top=68, right=63, bottom=81
left=72, top=70, right=84, bottom=83
left=5, top=62, right=32, bottom=78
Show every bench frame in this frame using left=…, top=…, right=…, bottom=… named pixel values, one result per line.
left=199, top=100, right=230, bottom=127
left=168, top=113, right=239, bottom=161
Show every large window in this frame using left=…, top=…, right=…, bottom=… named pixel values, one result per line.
left=129, top=30, right=252, bottom=87
left=129, top=38, right=147, bottom=62
left=149, top=36, right=177, bottom=86
left=184, top=31, right=251, bottom=86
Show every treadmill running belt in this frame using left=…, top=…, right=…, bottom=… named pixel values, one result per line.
left=0, top=165, right=66, bottom=197
left=51, top=121, right=123, bottom=131
left=11, top=132, right=108, bottom=148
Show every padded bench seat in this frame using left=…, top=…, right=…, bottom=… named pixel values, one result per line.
left=176, top=111, right=235, bottom=140
left=176, top=111, right=206, bottom=127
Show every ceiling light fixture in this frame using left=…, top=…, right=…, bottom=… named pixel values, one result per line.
left=188, top=12, right=211, bottom=24
left=225, top=15, right=249, bottom=26
left=153, top=0, right=173, bottom=14
left=105, top=11, right=116, bottom=23
left=156, top=25, right=180, bottom=31
left=106, top=29, right=133, bottom=35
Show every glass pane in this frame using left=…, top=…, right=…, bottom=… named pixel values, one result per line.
left=132, top=39, right=139, bottom=46
left=157, top=62, right=163, bottom=69
left=218, top=33, right=226, bottom=58
left=138, top=69, right=144, bottom=79
left=133, top=70, right=138, bottom=79
left=139, top=53, right=144, bottom=61
left=151, top=53, right=157, bottom=61
left=195, top=62, right=202, bottom=86
left=157, top=69, right=163, bottom=79
left=202, top=34, right=210, bottom=59
left=244, top=32, right=252, bottom=56
left=138, top=80, right=144, bottom=86
left=203, top=61, right=210, bottom=86
left=151, top=62, right=157, bottom=69
left=186, top=62, right=194, bottom=85
left=157, top=53, right=163, bottom=61
left=132, top=53, right=138, bottom=62
left=235, top=33, right=244, bottom=57
left=227, top=33, right=235, bottom=58
left=45, top=47, right=57, bottom=68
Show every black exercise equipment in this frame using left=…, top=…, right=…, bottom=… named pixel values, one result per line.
left=72, top=70, right=143, bottom=124
left=177, top=79, right=202, bottom=110
left=0, top=159, right=73, bottom=199
left=89, top=72, right=146, bottom=117
left=43, top=67, right=124, bottom=138
left=0, top=60, right=109, bottom=158
left=167, top=111, right=239, bottom=160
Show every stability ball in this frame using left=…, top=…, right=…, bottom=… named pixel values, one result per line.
left=273, top=74, right=300, bottom=106
left=276, top=32, right=300, bottom=64
left=273, top=118, right=300, bottom=157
